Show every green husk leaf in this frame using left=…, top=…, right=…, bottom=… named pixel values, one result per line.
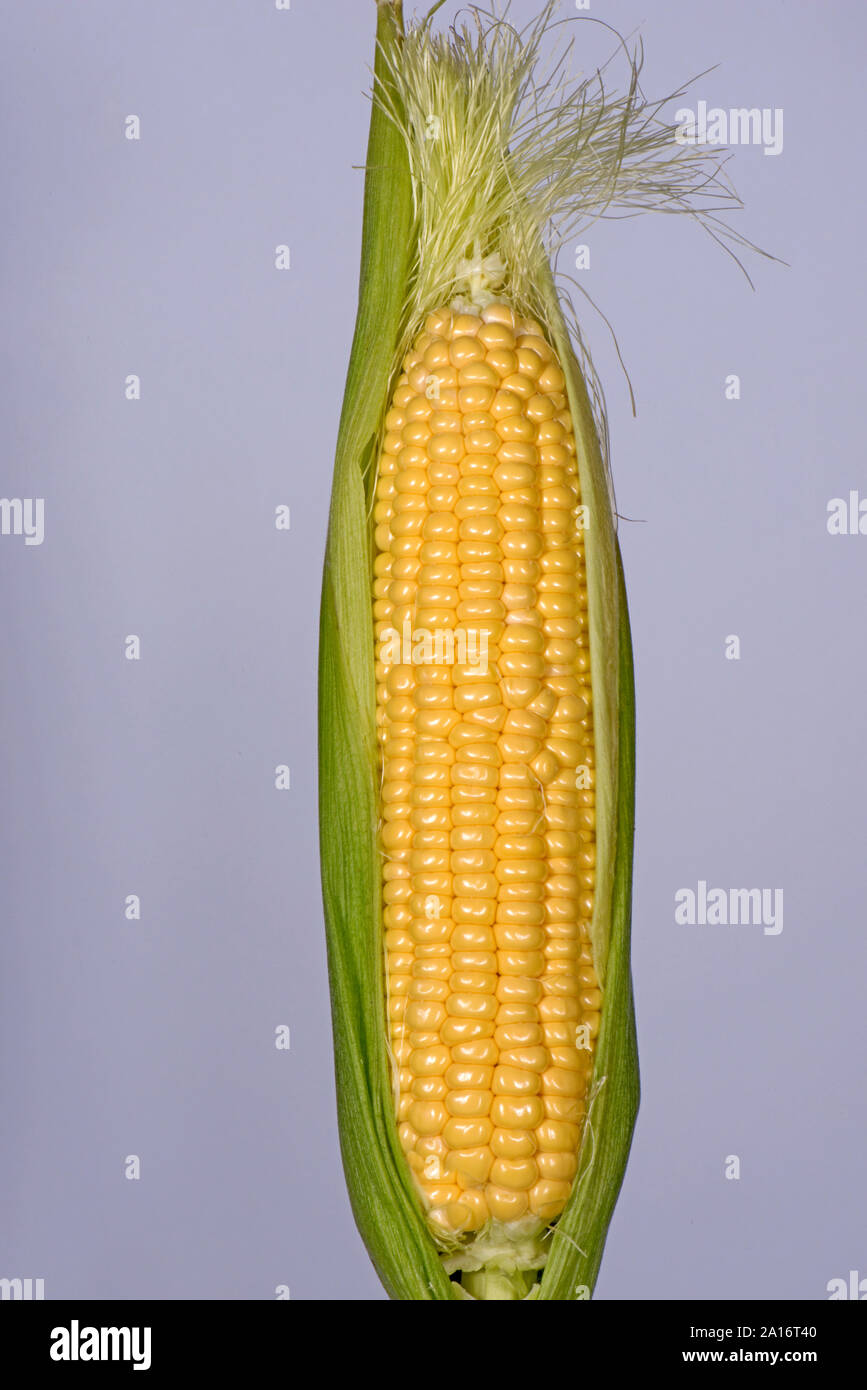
left=318, top=0, right=455, bottom=1301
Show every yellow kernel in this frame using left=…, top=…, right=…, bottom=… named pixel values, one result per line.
left=443, top=1117, right=493, bottom=1148
left=446, top=993, right=498, bottom=1021
left=490, top=1096, right=544, bottom=1129
left=409, top=1046, right=451, bottom=1077
left=444, top=1063, right=494, bottom=1089
left=486, top=1185, right=529, bottom=1221
left=490, top=1157, right=537, bottom=1190
left=444, top=1146, right=494, bottom=1184
left=408, top=1101, right=447, bottom=1136
left=445, top=1090, right=493, bottom=1117
left=528, top=1179, right=572, bottom=1220
left=537, top=1153, right=578, bottom=1182
left=491, top=1127, right=537, bottom=1158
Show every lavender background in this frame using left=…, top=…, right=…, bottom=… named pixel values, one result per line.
left=1, top=0, right=864, bottom=1300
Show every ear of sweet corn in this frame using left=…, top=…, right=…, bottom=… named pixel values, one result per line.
left=319, top=0, right=756, bottom=1301
left=318, top=0, right=634, bottom=1303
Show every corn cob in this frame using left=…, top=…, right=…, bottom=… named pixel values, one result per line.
left=319, top=0, right=761, bottom=1301
left=376, top=304, right=600, bottom=1247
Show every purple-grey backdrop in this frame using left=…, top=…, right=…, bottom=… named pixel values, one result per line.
left=1, top=0, right=864, bottom=1300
